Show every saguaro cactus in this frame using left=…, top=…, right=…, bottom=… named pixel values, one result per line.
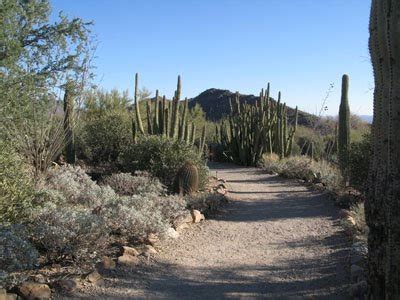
left=366, top=1, right=400, bottom=298
left=338, top=74, right=350, bottom=178
left=134, top=73, right=145, bottom=134
left=63, top=82, right=75, bottom=164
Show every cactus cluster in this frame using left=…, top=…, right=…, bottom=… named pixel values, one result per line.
left=133, top=73, right=206, bottom=156
left=338, top=74, right=350, bottom=179
left=215, top=84, right=298, bottom=166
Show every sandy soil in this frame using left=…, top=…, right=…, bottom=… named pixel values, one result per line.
left=69, top=163, right=350, bottom=299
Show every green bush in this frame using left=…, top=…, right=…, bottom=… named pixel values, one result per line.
left=0, top=141, right=34, bottom=223
left=77, top=110, right=132, bottom=163
left=348, top=132, right=371, bottom=190
left=119, top=135, right=209, bottom=190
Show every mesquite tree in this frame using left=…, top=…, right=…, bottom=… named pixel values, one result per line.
left=366, top=0, right=400, bottom=298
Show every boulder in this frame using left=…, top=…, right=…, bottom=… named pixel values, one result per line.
left=117, top=254, right=140, bottom=267
left=191, top=210, right=205, bottom=223
left=142, top=245, right=158, bottom=257
left=16, top=282, right=51, bottom=300
left=53, top=279, right=78, bottom=293
left=173, top=212, right=193, bottom=231
left=146, top=233, right=159, bottom=246
left=99, top=256, right=116, bottom=270
left=166, top=227, right=180, bottom=239
left=87, top=271, right=102, bottom=284
left=122, top=246, right=139, bottom=257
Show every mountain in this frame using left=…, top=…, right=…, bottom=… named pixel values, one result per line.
left=188, top=88, right=316, bottom=126
left=359, top=115, right=373, bottom=124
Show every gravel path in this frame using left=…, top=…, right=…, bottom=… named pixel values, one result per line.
left=74, top=163, right=350, bottom=299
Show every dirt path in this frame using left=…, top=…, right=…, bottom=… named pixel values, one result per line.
left=75, top=163, right=350, bottom=299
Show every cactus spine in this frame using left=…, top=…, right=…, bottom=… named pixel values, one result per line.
left=63, top=82, right=75, bottom=164
left=134, top=73, right=145, bottom=134
left=338, top=74, right=350, bottom=179
left=366, top=1, right=400, bottom=298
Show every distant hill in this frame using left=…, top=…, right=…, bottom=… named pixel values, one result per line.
left=359, top=115, right=373, bottom=124
left=188, top=88, right=316, bottom=127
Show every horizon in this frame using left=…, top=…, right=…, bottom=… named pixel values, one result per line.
left=51, top=0, right=373, bottom=116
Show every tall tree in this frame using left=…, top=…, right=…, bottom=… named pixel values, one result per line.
left=366, top=0, right=400, bottom=298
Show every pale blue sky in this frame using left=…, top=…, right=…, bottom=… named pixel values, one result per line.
left=51, top=0, right=373, bottom=116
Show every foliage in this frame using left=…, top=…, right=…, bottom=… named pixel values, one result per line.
left=45, top=165, right=117, bottom=207
left=100, top=172, right=165, bottom=196
left=348, top=132, right=371, bottom=190
left=119, top=135, right=209, bottom=189
left=0, top=141, right=34, bottom=223
left=260, top=155, right=343, bottom=192
left=29, top=203, right=109, bottom=263
left=78, top=110, right=132, bottom=163
left=0, top=225, right=39, bottom=273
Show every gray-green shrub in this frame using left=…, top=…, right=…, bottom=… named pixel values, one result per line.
left=0, top=141, right=34, bottom=223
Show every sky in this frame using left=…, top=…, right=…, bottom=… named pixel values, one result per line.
left=51, top=0, right=373, bottom=116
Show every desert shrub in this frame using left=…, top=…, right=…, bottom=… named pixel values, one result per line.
left=260, top=155, right=343, bottom=192
left=0, top=225, right=39, bottom=273
left=45, top=165, right=118, bottom=207
left=78, top=110, right=131, bottom=163
left=185, top=192, right=226, bottom=214
left=0, top=141, right=34, bottom=223
left=103, top=193, right=185, bottom=239
left=29, top=203, right=109, bottom=263
left=295, top=126, right=325, bottom=159
left=101, top=172, right=165, bottom=196
left=119, top=135, right=209, bottom=190
left=348, top=132, right=371, bottom=190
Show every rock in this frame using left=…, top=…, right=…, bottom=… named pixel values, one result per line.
left=166, top=227, right=179, bottom=239
left=99, top=256, right=116, bottom=270
left=16, top=282, right=51, bottom=300
left=216, top=188, right=226, bottom=195
left=146, top=233, right=159, bottom=246
left=117, top=254, right=140, bottom=267
left=87, top=271, right=102, bottom=284
left=142, top=245, right=157, bottom=257
left=346, top=216, right=356, bottom=226
left=173, top=212, right=193, bottom=231
left=53, top=279, right=78, bottom=293
left=122, top=246, right=139, bottom=257
left=191, top=210, right=205, bottom=223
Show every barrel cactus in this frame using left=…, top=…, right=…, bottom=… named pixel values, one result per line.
left=176, top=162, right=199, bottom=195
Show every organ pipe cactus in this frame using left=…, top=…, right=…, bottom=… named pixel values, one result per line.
left=366, top=1, right=400, bottom=298
left=218, top=84, right=297, bottom=166
left=338, top=74, right=350, bottom=179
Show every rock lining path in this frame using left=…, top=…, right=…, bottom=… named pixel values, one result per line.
left=74, top=163, right=350, bottom=299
